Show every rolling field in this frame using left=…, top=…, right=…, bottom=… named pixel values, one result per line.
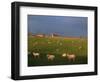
left=28, top=36, right=88, bottom=66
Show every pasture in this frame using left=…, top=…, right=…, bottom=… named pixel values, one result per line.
left=28, top=36, right=87, bottom=66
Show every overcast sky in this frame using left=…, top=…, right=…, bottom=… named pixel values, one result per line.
left=28, top=15, right=87, bottom=37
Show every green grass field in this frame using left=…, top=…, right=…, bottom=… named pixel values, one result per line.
left=28, top=36, right=88, bottom=66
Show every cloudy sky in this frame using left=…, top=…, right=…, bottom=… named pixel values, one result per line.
left=28, top=15, right=87, bottom=37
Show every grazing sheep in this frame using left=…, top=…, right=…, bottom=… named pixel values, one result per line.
left=66, top=54, right=76, bottom=61
left=62, top=53, right=67, bottom=58
left=47, top=54, right=55, bottom=61
left=32, top=52, right=40, bottom=58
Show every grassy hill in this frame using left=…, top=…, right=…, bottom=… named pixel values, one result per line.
left=28, top=36, right=87, bottom=66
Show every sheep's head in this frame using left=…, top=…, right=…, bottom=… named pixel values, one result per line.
left=62, top=53, right=66, bottom=57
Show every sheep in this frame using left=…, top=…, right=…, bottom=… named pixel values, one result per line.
left=32, top=52, right=40, bottom=58
left=47, top=54, right=55, bottom=61
left=62, top=53, right=67, bottom=58
left=66, top=54, right=76, bottom=62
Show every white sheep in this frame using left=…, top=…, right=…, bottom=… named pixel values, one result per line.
left=62, top=53, right=67, bottom=58
left=47, top=54, right=55, bottom=61
left=32, top=52, right=40, bottom=58
left=66, top=54, right=76, bottom=61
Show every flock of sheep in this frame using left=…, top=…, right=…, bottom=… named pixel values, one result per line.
left=29, top=39, right=84, bottom=63
left=31, top=52, right=76, bottom=62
